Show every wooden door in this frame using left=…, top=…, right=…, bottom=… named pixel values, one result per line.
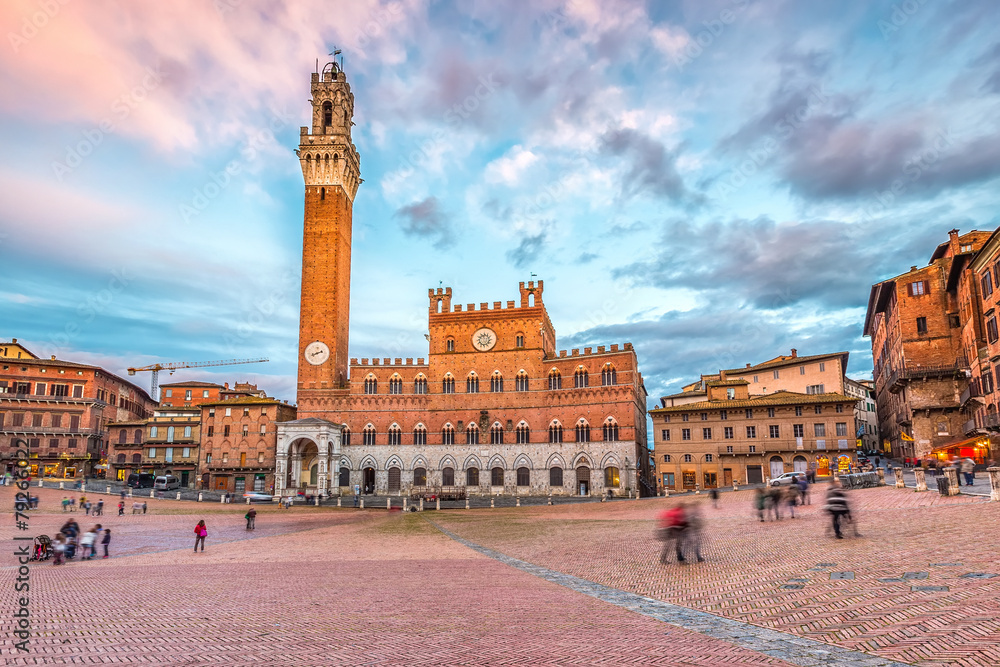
left=723, top=468, right=733, bottom=486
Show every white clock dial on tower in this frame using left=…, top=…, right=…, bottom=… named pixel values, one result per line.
left=471, top=328, right=497, bottom=352
left=304, top=341, right=330, bottom=365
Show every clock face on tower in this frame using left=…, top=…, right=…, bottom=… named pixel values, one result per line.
left=471, top=328, right=497, bottom=352
left=304, top=341, right=330, bottom=365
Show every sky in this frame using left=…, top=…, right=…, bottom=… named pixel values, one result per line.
left=2, top=0, right=1000, bottom=408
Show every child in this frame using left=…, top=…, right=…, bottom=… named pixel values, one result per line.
left=101, top=529, right=111, bottom=559
left=52, top=533, right=66, bottom=565
left=80, top=528, right=96, bottom=560
left=118, top=501, right=125, bottom=516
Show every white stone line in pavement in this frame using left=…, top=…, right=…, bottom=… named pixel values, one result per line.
left=427, top=519, right=914, bottom=667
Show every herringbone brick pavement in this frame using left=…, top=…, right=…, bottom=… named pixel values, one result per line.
left=435, top=484, right=1000, bottom=667
left=1, top=487, right=804, bottom=666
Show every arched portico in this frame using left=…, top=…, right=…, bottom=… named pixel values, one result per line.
left=275, top=418, right=343, bottom=498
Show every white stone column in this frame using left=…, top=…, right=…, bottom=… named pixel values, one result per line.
left=290, top=454, right=302, bottom=489
left=914, top=468, right=927, bottom=492
left=316, top=457, right=328, bottom=494
left=944, top=466, right=960, bottom=495
left=894, top=467, right=904, bottom=488
left=988, top=467, right=1000, bottom=502
left=274, top=454, right=287, bottom=498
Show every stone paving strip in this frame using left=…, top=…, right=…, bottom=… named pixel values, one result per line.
left=427, top=519, right=913, bottom=667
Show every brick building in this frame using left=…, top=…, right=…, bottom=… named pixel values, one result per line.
left=844, top=377, right=878, bottom=452
left=200, top=396, right=297, bottom=493
left=159, top=381, right=225, bottom=407
left=274, top=62, right=650, bottom=499
left=865, top=229, right=993, bottom=460
left=650, top=374, right=857, bottom=491
left=0, top=341, right=156, bottom=479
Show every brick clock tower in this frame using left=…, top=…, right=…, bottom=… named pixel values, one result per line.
left=295, top=61, right=361, bottom=404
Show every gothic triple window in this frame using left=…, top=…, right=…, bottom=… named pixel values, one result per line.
left=515, top=423, right=530, bottom=444
left=414, top=376, right=428, bottom=394
left=490, top=423, right=504, bottom=445
left=576, top=421, right=591, bottom=442
left=515, top=371, right=529, bottom=392
left=442, top=374, right=455, bottom=394
left=364, top=375, right=377, bottom=395
left=466, top=424, right=479, bottom=445
left=549, top=423, right=563, bottom=443
left=413, top=425, right=427, bottom=446
left=467, top=373, right=480, bottom=394
left=574, top=368, right=589, bottom=388
left=363, top=425, right=376, bottom=446
left=442, top=425, right=455, bottom=446
left=602, top=419, right=619, bottom=442
left=387, top=425, right=401, bottom=446
left=601, top=364, right=617, bottom=386
left=389, top=376, right=402, bottom=395
left=548, top=370, right=562, bottom=390
left=490, top=372, right=503, bottom=393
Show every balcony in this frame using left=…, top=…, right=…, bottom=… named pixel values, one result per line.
left=887, top=358, right=969, bottom=394
left=141, top=457, right=199, bottom=467
left=984, top=412, right=1000, bottom=431
left=895, top=406, right=912, bottom=425
left=718, top=440, right=847, bottom=455
left=959, top=382, right=983, bottom=408
left=963, top=418, right=980, bottom=435
left=0, top=392, right=92, bottom=404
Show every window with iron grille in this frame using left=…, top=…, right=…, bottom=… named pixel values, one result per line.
left=491, top=467, right=504, bottom=486
left=549, top=467, right=563, bottom=486
left=413, top=467, right=426, bottom=486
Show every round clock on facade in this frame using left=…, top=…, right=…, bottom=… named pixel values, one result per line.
left=471, top=327, right=497, bottom=352
left=304, top=341, right=330, bottom=365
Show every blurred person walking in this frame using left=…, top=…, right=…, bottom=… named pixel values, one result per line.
left=245, top=507, right=256, bottom=530
left=824, top=481, right=850, bottom=539
left=657, top=503, right=688, bottom=563
left=961, top=457, right=976, bottom=486
left=194, top=520, right=208, bottom=552
left=753, top=488, right=766, bottom=522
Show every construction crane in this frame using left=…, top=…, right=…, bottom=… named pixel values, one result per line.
left=127, top=357, right=269, bottom=401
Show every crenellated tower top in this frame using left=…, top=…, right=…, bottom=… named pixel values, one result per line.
left=297, top=61, right=362, bottom=200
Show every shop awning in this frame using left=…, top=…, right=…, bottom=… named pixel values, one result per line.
left=929, top=436, right=990, bottom=455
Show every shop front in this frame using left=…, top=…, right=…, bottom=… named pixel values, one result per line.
left=928, top=436, right=992, bottom=466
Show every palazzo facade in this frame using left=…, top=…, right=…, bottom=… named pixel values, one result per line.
left=275, top=63, right=649, bottom=498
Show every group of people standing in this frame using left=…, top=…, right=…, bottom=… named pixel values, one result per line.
left=753, top=477, right=810, bottom=522
left=51, top=520, right=111, bottom=564
left=61, top=495, right=104, bottom=515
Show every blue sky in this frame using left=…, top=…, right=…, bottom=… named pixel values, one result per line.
left=1, top=0, right=999, bottom=405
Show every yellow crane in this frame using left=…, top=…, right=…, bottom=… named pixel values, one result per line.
left=127, top=357, right=269, bottom=400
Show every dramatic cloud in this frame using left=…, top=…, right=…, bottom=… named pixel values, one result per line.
left=506, top=230, right=548, bottom=269
left=600, top=128, right=700, bottom=204
left=394, top=196, right=454, bottom=248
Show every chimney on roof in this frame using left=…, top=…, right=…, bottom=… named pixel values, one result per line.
left=746, top=363, right=751, bottom=369
left=948, top=229, right=960, bottom=256
left=224, top=382, right=229, bottom=389
left=910, top=266, right=917, bottom=272
left=791, top=348, right=797, bottom=358
left=719, top=370, right=727, bottom=381
left=12, top=338, right=16, bottom=343
left=50, top=355, right=56, bottom=360
left=949, top=228, right=959, bottom=239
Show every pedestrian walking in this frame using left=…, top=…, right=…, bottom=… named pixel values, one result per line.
left=62, top=497, right=70, bottom=512
left=753, top=488, right=765, bottom=522
left=80, top=527, right=96, bottom=560
left=101, top=528, right=111, bottom=558
left=784, top=484, right=799, bottom=519
left=84, top=500, right=92, bottom=515
left=118, top=501, right=125, bottom=516
left=95, top=499, right=104, bottom=516
left=797, top=475, right=810, bottom=505
left=193, top=520, right=208, bottom=552
left=824, top=481, right=850, bottom=539
left=120, top=490, right=126, bottom=500
left=52, top=533, right=66, bottom=565
left=657, top=503, right=688, bottom=563
left=766, top=486, right=782, bottom=521
left=245, top=507, right=256, bottom=530
left=961, top=457, right=976, bottom=486
left=142, top=501, right=147, bottom=514
left=708, top=487, right=719, bottom=509
left=685, top=502, right=705, bottom=562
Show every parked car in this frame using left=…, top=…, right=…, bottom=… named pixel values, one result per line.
left=770, top=472, right=804, bottom=487
left=243, top=492, right=273, bottom=503
left=127, top=473, right=156, bottom=489
left=153, top=475, right=180, bottom=491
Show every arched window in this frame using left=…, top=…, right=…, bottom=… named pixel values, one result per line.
left=388, top=425, right=402, bottom=446
left=133, top=429, right=142, bottom=444
left=116, top=454, right=125, bottom=463
left=446, top=338, right=455, bottom=352
left=575, top=421, right=590, bottom=443
left=442, top=467, right=455, bottom=486
left=601, top=364, right=617, bottom=386
left=414, top=375, right=428, bottom=394
left=442, top=374, right=455, bottom=394
left=466, top=467, right=480, bottom=486
left=490, top=372, right=503, bottom=393
left=515, top=334, right=525, bottom=348
left=413, top=467, right=427, bottom=486
left=516, top=467, right=530, bottom=486
left=166, top=426, right=175, bottom=442
left=363, top=425, right=376, bottom=446
left=602, top=419, right=619, bottom=442
left=516, top=422, right=530, bottom=444
left=683, top=454, right=693, bottom=463
left=604, top=466, right=620, bottom=487
left=515, top=371, right=529, bottom=392
left=131, top=453, right=141, bottom=464
left=442, top=424, right=455, bottom=446
left=549, top=467, right=563, bottom=486
left=413, top=424, right=427, bottom=446
left=322, top=100, right=333, bottom=127
left=574, top=368, right=589, bottom=388
left=467, top=373, right=480, bottom=393
left=364, top=375, right=377, bottom=394
left=466, top=423, right=479, bottom=445
left=491, top=467, right=504, bottom=486
left=389, top=375, right=403, bottom=394
left=663, top=454, right=671, bottom=462
left=548, top=369, right=562, bottom=390
left=339, top=467, right=350, bottom=486
left=342, top=427, right=351, bottom=447
left=490, top=423, right=504, bottom=444
left=118, top=429, right=127, bottom=444
left=548, top=423, right=563, bottom=443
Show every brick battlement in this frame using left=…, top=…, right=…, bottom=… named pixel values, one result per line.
left=555, top=343, right=631, bottom=359
left=430, top=281, right=546, bottom=313
left=350, top=358, right=428, bottom=368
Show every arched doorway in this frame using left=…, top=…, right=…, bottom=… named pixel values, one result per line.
left=769, top=456, right=785, bottom=479
left=576, top=466, right=590, bottom=495
left=309, top=464, right=319, bottom=486
left=793, top=456, right=808, bottom=474
left=387, top=467, right=401, bottom=493
left=363, top=467, right=376, bottom=493
left=338, top=467, right=350, bottom=487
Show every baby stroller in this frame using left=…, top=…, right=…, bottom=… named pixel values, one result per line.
left=32, top=535, right=52, bottom=561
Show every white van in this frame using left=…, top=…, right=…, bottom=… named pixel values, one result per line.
left=154, top=475, right=180, bottom=491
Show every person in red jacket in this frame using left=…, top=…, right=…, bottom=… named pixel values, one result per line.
left=194, top=520, right=207, bottom=552
left=657, top=504, right=688, bottom=563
